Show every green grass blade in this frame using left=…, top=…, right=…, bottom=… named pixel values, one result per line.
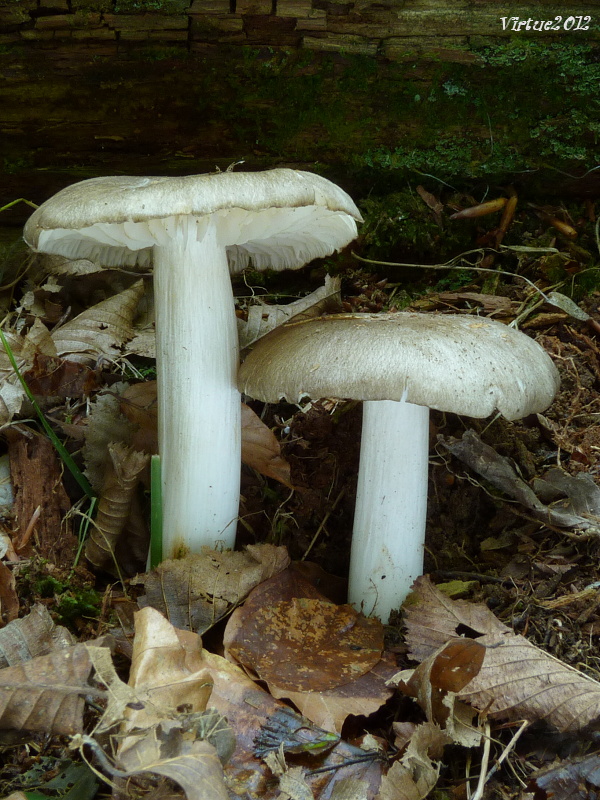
left=0, top=328, right=95, bottom=499
left=0, top=198, right=38, bottom=212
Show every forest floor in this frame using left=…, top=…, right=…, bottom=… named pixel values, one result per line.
left=0, top=187, right=599, bottom=799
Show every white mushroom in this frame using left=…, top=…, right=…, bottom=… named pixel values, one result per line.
left=238, top=312, right=560, bottom=622
left=23, top=170, right=362, bottom=559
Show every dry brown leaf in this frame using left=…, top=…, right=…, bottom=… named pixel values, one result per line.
left=135, top=544, right=290, bottom=634
left=225, top=568, right=391, bottom=732
left=440, top=430, right=600, bottom=535
left=118, top=733, right=229, bottom=800
left=22, top=353, right=101, bottom=398
left=120, top=380, right=159, bottom=454
left=269, top=655, right=396, bottom=734
left=123, top=606, right=213, bottom=733
left=405, top=576, right=600, bottom=733
left=52, top=280, right=144, bottom=363
left=375, top=723, right=451, bottom=800
left=227, top=597, right=383, bottom=692
left=85, top=442, right=149, bottom=572
left=0, top=604, right=73, bottom=668
left=82, top=384, right=135, bottom=491
left=241, top=403, right=293, bottom=488
left=395, top=639, right=484, bottom=747
left=0, top=643, right=103, bottom=734
left=202, top=649, right=384, bottom=800
left=528, top=751, right=600, bottom=799
left=238, top=275, right=342, bottom=350
left=89, top=609, right=231, bottom=800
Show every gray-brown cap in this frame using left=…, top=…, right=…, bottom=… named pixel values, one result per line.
left=238, top=312, right=559, bottom=420
left=23, top=169, right=362, bottom=271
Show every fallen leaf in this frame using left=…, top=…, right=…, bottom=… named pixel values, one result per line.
left=440, top=430, right=600, bottom=535
left=0, top=643, right=105, bottom=734
left=227, top=597, right=383, bottom=692
left=135, top=544, right=290, bottom=634
left=123, top=606, right=213, bottom=732
left=241, top=403, right=293, bottom=488
left=203, top=649, right=385, bottom=800
left=405, top=576, right=600, bottom=733
left=375, top=723, right=451, bottom=800
left=528, top=751, right=600, bottom=799
left=52, top=280, right=144, bottom=363
left=225, top=569, right=392, bottom=732
left=85, top=442, right=149, bottom=572
left=395, top=639, right=484, bottom=747
left=269, top=655, right=396, bottom=734
left=22, top=353, right=101, bottom=398
left=238, top=275, right=342, bottom=349
left=0, top=604, right=74, bottom=668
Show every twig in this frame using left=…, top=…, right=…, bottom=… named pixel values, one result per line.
left=470, top=721, right=491, bottom=800
left=302, top=487, right=345, bottom=560
left=470, top=720, right=529, bottom=800
left=14, top=504, right=41, bottom=552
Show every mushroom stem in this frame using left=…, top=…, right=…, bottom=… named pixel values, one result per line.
left=153, top=219, right=241, bottom=557
left=348, top=399, right=429, bottom=622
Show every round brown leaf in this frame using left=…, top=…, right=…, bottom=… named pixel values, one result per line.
left=228, top=598, right=383, bottom=692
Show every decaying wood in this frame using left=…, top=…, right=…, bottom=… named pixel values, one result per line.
left=5, top=425, right=75, bottom=563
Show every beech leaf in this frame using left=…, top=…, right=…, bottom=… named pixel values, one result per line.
left=51, top=280, right=144, bottom=363
left=405, top=576, right=600, bottom=733
left=0, top=643, right=104, bottom=735
left=135, top=544, right=290, bottom=634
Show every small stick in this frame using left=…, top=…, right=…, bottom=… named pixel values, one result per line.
left=14, top=504, right=41, bottom=552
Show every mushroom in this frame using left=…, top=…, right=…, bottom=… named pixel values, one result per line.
left=23, top=170, right=362, bottom=558
left=238, top=312, right=560, bottom=622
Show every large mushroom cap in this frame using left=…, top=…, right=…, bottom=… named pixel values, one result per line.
left=239, top=312, right=560, bottom=420
left=23, top=169, right=362, bottom=272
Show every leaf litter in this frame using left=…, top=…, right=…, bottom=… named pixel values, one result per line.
left=1, top=196, right=600, bottom=799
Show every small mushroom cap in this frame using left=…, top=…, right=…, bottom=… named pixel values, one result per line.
left=23, top=169, right=362, bottom=272
left=238, top=312, right=560, bottom=420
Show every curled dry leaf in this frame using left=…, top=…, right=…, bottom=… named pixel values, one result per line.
left=123, top=606, right=213, bottom=733
left=238, top=275, right=342, bottom=350
left=440, top=430, right=600, bottom=536
left=375, top=723, right=451, bottom=800
left=84, top=442, right=149, bottom=572
left=528, top=751, right=600, bottom=800
left=405, top=576, right=600, bottom=733
left=135, top=544, right=290, bottom=634
left=241, top=403, right=293, bottom=488
left=394, top=638, right=485, bottom=747
left=52, top=280, right=144, bottom=363
left=0, top=643, right=104, bottom=735
left=202, top=649, right=385, bottom=799
left=89, top=608, right=231, bottom=800
left=0, top=604, right=73, bottom=668
left=269, top=655, right=396, bottom=735
left=22, top=353, right=101, bottom=398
